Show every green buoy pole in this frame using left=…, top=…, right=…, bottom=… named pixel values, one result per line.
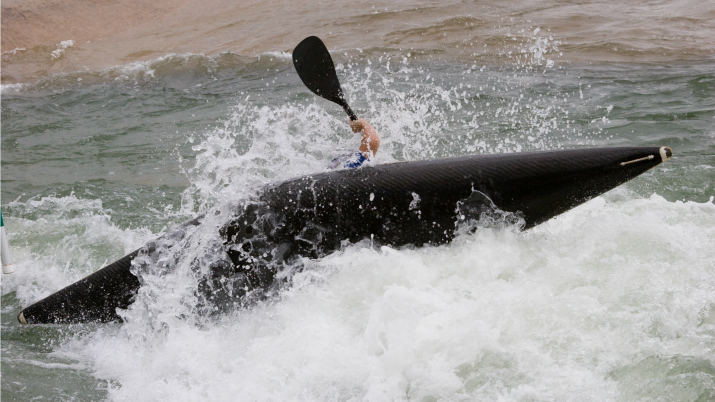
left=1, top=210, right=13, bottom=274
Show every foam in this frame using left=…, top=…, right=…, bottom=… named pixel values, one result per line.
left=50, top=40, right=74, bottom=59
left=0, top=82, right=26, bottom=94
left=2, top=24, right=712, bottom=400
left=1, top=194, right=154, bottom=307
left=260, top=51, right=293, bottom=60
left=46, top=194, right=715, bottom=401
left=2, top=47, right=26, bottom=55
left=12, top=83, right=706, bottom=396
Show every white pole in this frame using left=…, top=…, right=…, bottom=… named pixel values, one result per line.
left=1, top=210, right=13, bottom=274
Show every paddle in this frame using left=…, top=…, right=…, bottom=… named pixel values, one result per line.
left=293, top=36, right=358, bottom=121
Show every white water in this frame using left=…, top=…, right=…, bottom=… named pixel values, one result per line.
left=4, top=190, right=714, bottom=401
left=3, top=27, right=714, bottom=401
left=5, top=139, right=714, bottom=400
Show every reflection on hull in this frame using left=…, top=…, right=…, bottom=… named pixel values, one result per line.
left=17, top=147, right=672, bottom=324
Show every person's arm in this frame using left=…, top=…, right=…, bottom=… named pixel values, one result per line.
left=350, top=118, right=381, bottom=158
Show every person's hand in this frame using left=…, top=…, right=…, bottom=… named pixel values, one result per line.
left=351, top=118, right=381, bottom=157
left=350, top=118, right=370, bottom=133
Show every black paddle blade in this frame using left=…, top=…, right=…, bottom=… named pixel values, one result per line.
left=293, top=36, right=357, bottom=121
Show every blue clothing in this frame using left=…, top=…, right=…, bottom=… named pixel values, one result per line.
left=329, top=151, right=367, bottom=169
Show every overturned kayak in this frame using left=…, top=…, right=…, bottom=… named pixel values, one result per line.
left=18, top=146, right=672, bottom=324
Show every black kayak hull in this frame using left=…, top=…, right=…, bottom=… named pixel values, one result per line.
left=18, top=146, right=672, bottom=324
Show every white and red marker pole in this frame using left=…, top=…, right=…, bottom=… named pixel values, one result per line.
left=1, top=210, right=13, bottom=274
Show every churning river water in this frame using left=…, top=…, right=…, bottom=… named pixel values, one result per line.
left=2, top=1, right=715, bottom=401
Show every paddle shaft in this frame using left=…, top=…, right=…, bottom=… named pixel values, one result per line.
left=341, top=103, right=358, bottom=121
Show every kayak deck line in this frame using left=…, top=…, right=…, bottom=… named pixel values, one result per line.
left=621, top=155, right=654, bottom=166
left=619, top=146, right=672, bottom=166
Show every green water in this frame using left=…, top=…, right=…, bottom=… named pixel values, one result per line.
left=2, top=52, right=714, bottom=401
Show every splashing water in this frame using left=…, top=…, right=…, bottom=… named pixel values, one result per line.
left=2, top=21, right=714, bottom=402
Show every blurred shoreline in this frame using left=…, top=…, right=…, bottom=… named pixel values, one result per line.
left=2, top=0, right=715, bottom=85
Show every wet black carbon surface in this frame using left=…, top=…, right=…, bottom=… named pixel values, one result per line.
left=19, top=147, right=668, bottom=324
